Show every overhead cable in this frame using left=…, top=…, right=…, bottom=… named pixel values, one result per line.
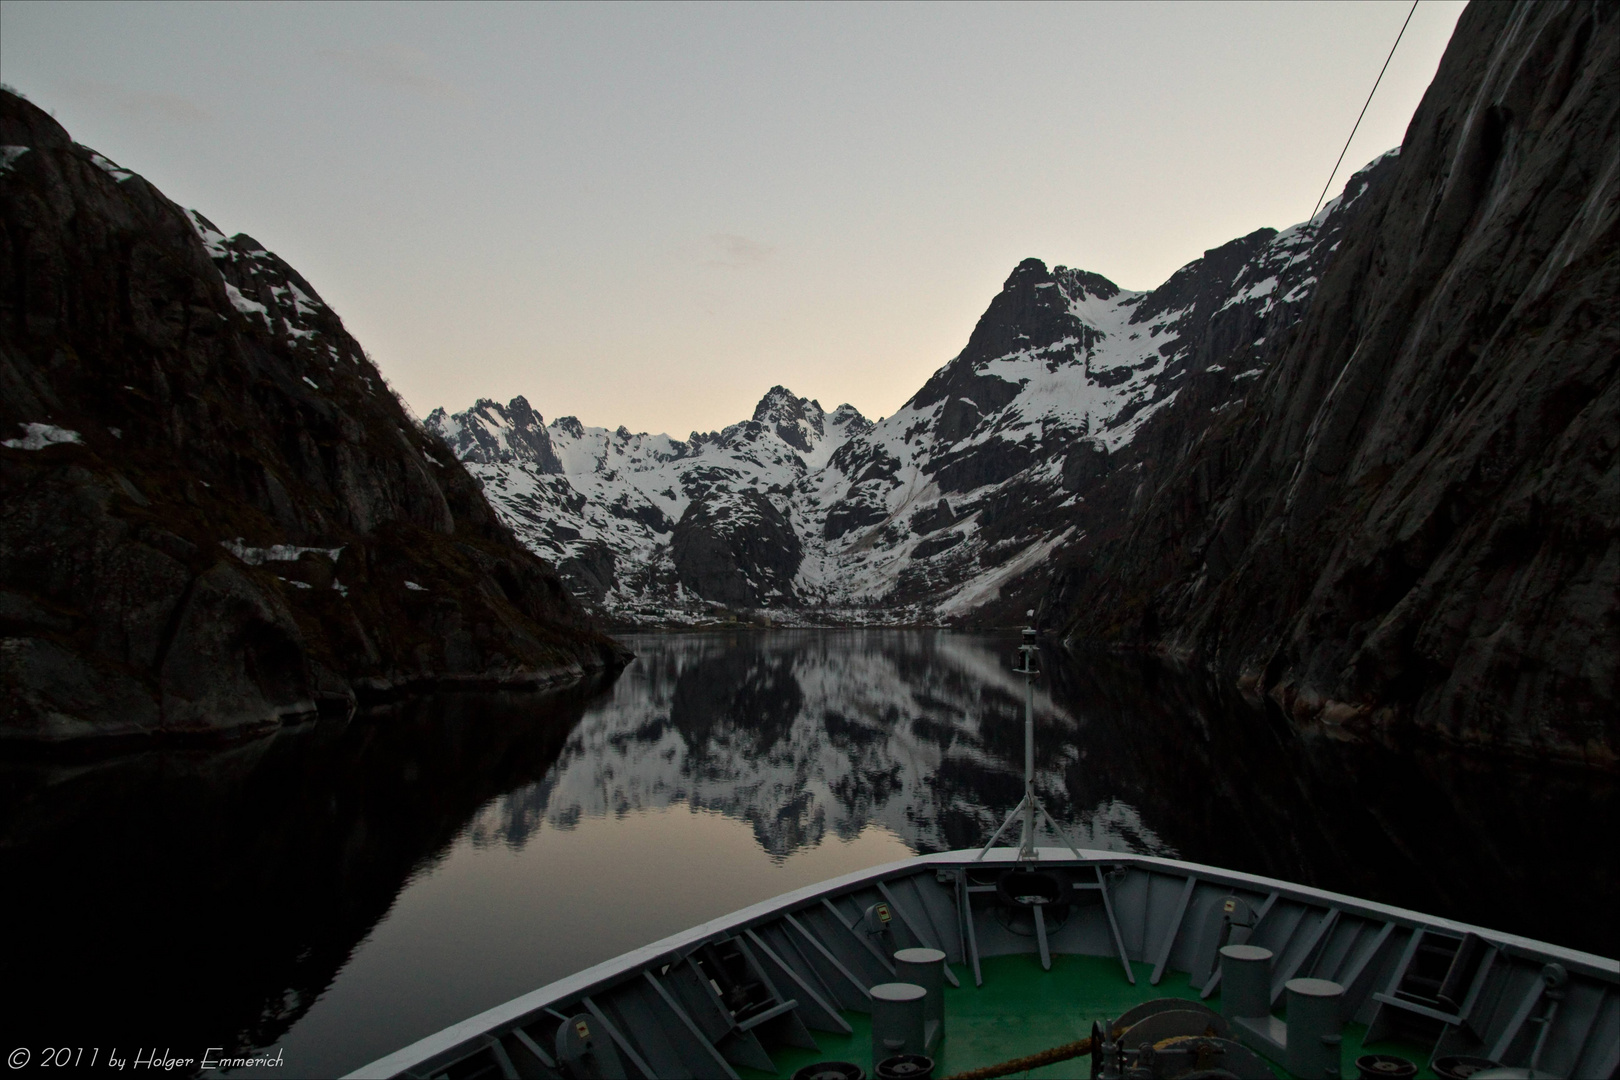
left=1309, top=0, right=1420, bottom=221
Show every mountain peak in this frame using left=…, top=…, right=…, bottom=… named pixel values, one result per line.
left=828, top=403, right=873, bottom=436
left=1051, top=266, right=1122, bottom=303
left=1007, top=257, right=1048, bottom=283
left=752, top=385, right=814, bottom=422
left=422, top=146, right=1415, bottom=631
left=750, top=386, right=827, bottom=452
left=433, top=396, right=561, bottom=471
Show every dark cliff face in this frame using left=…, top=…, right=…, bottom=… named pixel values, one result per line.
left=0, top=91, right=628, bottom=744
left=1047, top=1, right=1619, bottom=768
left=672, top=489, right=803, bottom=607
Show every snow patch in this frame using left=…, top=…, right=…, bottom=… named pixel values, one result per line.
left=936, top=527, right=1077, bottom=618
left=4, top=423, right=82, bottom=450
left=225, top=283, right=268, bottom=324
left=0, top=145, right=30, bottom=175
left=185, top=209, right=231, bottom=259
left=221, top=539, right=343, bottom=566
left=87, top=151, right=135, bottom=182
left=1220, top=275, right=1278, bottom=311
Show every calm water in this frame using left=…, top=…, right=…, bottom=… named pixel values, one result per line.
left=2, top=630, right=1613, bottom=1077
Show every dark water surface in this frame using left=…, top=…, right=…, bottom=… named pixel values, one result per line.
left=2, top=630, right=1613, bottom=1077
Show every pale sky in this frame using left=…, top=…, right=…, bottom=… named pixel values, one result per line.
left=1, top=0, right=1466, bottom=436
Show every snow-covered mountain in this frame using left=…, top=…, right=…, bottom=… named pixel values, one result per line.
left=426, top=388, right=876, bottom=621
left=427, top=154, right=1395, bottom=624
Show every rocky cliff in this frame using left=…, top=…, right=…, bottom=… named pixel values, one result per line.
left=0, top=90, right=628, bottom=745
left=1045, top=0, right=1618, bottom=768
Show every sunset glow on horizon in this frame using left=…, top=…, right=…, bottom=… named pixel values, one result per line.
left=1, top=0, right=1465, bottom=435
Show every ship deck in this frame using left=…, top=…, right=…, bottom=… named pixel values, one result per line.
left=346, top=850, right=1619, bottom=1080
left=746, top=954, right=1439, bottom=1079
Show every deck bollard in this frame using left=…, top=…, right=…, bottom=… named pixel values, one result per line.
left=871, top=982, right=928, bottom=1061
left=1285, top=977, right=1345, bottom=1080
left=894, top=947, right=946, bottom=1050
left=1219, top=944, right=1274, bottom=1019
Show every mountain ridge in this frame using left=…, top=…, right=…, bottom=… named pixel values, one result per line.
left=1044, top=0, right=1619, bottom=768
left=428, top=150, right=1391, bottom=625
left=0, top=89, right=629, bottom=745
left=427, top=0, right=1619, bottom=769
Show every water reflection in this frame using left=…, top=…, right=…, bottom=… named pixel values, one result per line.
left=0, top=681, right=606, bottom=1060
left=469, top=630, right=1617, bottom=959
left=0, top=631, right=1612, bottom=1079
left=471, top=630, right=1176, bottom=864
left=1043, top=648, right=1618, bottom=957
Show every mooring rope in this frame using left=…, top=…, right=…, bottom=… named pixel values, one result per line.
left=940, top=1037, right=1093, bottom=1080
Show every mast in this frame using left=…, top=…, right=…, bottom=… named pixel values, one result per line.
left=1016, top=618, right=1039, bottom=860
left=977, top=610, right=1083, bottom=864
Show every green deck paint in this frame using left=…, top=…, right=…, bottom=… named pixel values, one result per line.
left=742, top=955, right=1437, bottom=1080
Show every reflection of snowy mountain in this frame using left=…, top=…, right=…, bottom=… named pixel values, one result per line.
left=427, top=157, right=1391, bottom=624
left=463, top=632, right=1175, bottom=860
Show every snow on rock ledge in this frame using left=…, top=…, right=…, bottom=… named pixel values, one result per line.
left=3, top=423, right=82, bottom=450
